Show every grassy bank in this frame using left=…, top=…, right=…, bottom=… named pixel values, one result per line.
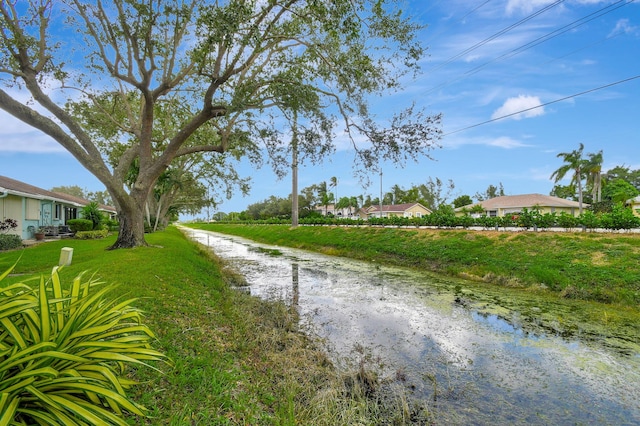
left=1, top=228, right=411, bottom=425
left=188, top=223, right=640, bottom=309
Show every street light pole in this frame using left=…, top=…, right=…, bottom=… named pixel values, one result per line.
left=379, top=170, right=383, bottom=218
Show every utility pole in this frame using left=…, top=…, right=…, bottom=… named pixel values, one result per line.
left=291, top=110, right=299, bottom=228
left=379, top=170, right=383, bottom=218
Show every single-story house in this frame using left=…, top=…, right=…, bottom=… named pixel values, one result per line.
left=358, top=202, right=432, bottom=220
left=626, top=195, right=640, bottom=217
left=313, top=204, right=359, bottom=218
left=0, top=175, right=116, bottom=240
left=454, top=193, right=586, bottom=217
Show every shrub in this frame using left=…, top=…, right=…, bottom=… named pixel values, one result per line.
left=81, top=201, right=105, bottom=230
left=67, top=219, right=93, bottom=232
left=0, top=218, right=18, bottom=233
left=0, top=234, right=22, bottom=250
left=579, top=211, right=600, bottom=230
left=557, top=212, right=578, bottom=230
left=0, top=264, right=166, bottom=425
left=600, top=205, right=640, bottom=230
left=476, top=215, right=499, bottom=229
left=75, top=229, right=110, bottom=240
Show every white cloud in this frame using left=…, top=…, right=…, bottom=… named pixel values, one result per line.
left=0, top=111, right=64, bottom=153
left=505, top=0, right=604, bottom=15
left=443, top=135, right=531, bottom=150
left=491, top=95, right=544, bottom=120
left=505, top=0, right=558, bottom=16
left=609, top=19, right=640, bottom=37
left=488, top=136, right=530, bottom=149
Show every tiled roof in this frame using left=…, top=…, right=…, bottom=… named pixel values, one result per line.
left=0, top=175, right=116, bottom=212
left=458, top=193, right=585, bottom=211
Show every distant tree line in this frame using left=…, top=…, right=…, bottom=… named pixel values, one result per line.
left=224, top=148, right=639, bottom=223
left=219, top=204, right=640, bottom=232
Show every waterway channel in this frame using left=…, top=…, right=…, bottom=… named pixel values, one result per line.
left=184, top=228, right=639, bottom=425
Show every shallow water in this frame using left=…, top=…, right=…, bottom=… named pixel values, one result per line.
left=185, top=228, right=640, bottom=425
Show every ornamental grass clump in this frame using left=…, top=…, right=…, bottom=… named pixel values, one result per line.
left=0, top=264, right=166, bottom=425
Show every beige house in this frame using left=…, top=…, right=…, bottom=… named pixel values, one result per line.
left=626, top=195, right=640, bottom=217
left=358, top=202, right=431, bottom=219
left=455, top=194, right=585, bottom=217
left=314, top=203, right=359, bottom=218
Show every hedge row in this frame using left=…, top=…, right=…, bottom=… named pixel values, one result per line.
left=216, top=206, right=640, bottom=231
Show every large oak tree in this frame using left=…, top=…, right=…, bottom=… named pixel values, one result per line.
left=0, top=0, right=441, bottom=248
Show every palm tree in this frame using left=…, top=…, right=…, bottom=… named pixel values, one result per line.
left=317, top=181, right=330, bottom=216
left=585, top=150, right=604, bottom=203
left=551, top=143, right=586, bottom=214
left=329, top=176, right=338, bottom=213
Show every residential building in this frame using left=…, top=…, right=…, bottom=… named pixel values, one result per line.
left=358, top=202, right=431, bottom=219
left=454, top=193, right=585, bottom=217
left=313, top=203, right=359, bottom=218
left=0, top=175, right=116, bottom=240
left=626, top=195, right=640, bottom=217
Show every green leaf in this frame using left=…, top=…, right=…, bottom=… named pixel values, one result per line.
left=38, top=275, right=50, bottom=343
left=11, top=367, right=59, bottom=381
left=47, top=394, right=107, bottom=425
left=0, top=318, right=27, bottom=350
left=0, top=394, right=19, bottom=426
left=50, top=267, right=66, bottom=334
left=0, top=342, right=57, bottom=374
left=48, top=394, right=129, bottom=426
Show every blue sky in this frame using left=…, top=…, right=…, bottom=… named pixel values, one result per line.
left=1, top=0, right=639, bottom=216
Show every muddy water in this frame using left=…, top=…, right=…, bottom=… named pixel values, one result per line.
left=185, top=228, right=640, bottom=425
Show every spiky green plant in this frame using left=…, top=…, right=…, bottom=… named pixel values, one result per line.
left=0, top=264, right=166, bottom=425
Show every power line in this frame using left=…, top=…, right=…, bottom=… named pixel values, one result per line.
left=463, top=0, right=633, bottom=78
left=424, top=0, right=635, bottom=96
left=423, top=0, right=494, bottom=46
left=427, top=0, right=565, bottom=74
left=443, top=75, right=640, bottom=136
left=459, top=0, right=492, bottom=22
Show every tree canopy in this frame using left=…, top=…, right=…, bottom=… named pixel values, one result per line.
left=0, top=0, right=442, bottom=248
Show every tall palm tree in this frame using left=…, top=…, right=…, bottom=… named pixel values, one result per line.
left=329, top=176, right=338, bottom=212
left=585, top=150, right=604, bottom=203
left=551, top=143, right=586, bottom=214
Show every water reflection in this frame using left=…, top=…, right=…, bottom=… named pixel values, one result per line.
left=292, top=262, right=299, bottom=306
left=184, top=228, right=640, bottom=425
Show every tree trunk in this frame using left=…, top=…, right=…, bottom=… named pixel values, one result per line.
left=109, top=198, right=148, bottom=249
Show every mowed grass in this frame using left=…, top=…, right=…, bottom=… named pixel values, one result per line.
left=189, top=223, right=640, bottom=308
left=0, top=227, right=397, bottom=425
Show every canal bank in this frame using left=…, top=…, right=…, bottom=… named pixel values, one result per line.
left=183, top=227, right=640, bottom=425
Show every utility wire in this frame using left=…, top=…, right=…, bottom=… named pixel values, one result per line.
left=443, top=75, right=640, bottom=136
left=459, top=0, right=493, bottom=22
left=424, top=0, right=634, bottom=96
left=463, top=0, right=633, bottom=78
left=423, top=0, right=493, bottom=46
left=427, top=0, right=565, bottom=74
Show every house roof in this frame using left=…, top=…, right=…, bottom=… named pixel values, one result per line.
left=456, top=193, right=585, bottom=211
left=365, top=202, right=431, bottom=213
left=0, top=175, right=116, bottom=213
left=627, top=195, right=640, bottom=203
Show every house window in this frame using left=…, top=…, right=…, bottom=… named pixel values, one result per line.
left=488, top=210, right=497, bottom=217
left=65, top=207, right=77, bottom=221
left=55, top=204, right=62, bottom=220
left=415, top=212, right=422, bottom=218
left=26, top=199, right=40, bottom=220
